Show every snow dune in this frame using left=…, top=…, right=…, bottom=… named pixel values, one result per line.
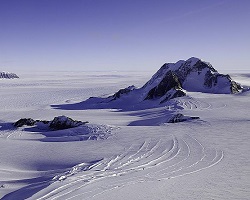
left=0, top=71, right=249, bottom=199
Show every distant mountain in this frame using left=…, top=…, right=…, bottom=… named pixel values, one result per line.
left=0, top=71, right=19, bottom=79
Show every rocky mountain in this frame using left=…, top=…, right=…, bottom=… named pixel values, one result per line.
left=0, top=71, right=19, bottom=79
left=111, top=57, right=242, bottom=104
left=58, top=57, right=242, bottom=111
left=142, top=57, right=241, bottom=96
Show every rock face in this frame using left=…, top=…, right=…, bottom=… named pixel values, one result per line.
left=109, top=85, right=136, bottom=101
left=143, top=57, right=242, bottom=95
left=14, top=118, right=36, bottom=127
left=14, top=116, right=88, bottom=130
left=167, top=113, right=200, bottom=123
left=144, top=70, right=186, bottom=103
left=49, top=116, right=87, bottom=130
left=0, top=72, right=19, bottom=79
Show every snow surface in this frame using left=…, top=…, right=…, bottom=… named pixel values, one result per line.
left=0, top=71, right=249, bottom=200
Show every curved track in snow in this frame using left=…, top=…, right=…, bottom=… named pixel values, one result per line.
left=176, top=98, right=225, bottom=110
left=15, top=134, right=223, bottom=200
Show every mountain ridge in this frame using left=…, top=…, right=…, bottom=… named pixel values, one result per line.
left=142, top=57, right=241, bottom=96
left=52, top=57, right=243, bottom=111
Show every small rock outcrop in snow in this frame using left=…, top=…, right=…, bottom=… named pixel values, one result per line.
left=14, top=118, right=36, bottom=127
left=49, top=116, right=88, bottom=130
left=0, top=72, right=19, bottom=79
left=14, top=116, right=88, bottom=130
left=167, top=113, right=199, bottom=123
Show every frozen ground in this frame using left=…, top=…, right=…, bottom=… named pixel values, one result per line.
left=0, top=71, right=249, bottom=199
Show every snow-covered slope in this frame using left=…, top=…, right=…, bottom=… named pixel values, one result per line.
left=0, top=71, right=249, bottom=200
left=0, top=72, right=19, bottom=79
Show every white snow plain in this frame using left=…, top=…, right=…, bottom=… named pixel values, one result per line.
left=0, top=71, right=249, bottom=200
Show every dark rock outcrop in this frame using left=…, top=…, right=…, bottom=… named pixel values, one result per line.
left=167, top=113, right=200, bottom=123
left=230, top=80, right=242, bottom=93
left=144, top=71, right=184, bottom=100
left=49, top=116, right=88, bottom=130
left=0, top=72, right=19, bottom=79
left=174, top=59, right=217, bottom=84
left=14, top=118, right=36, bottom=127
left=110, top=85, right=136, bottom=100
left=14, top=116, right=88, bottom=130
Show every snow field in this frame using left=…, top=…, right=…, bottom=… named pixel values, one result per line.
left=0, top=71, right=249, bottom=200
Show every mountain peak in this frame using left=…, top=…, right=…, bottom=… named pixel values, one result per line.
left=186, top=56, right=200, bottom=62
left=143, top=57, right=240, bottom=95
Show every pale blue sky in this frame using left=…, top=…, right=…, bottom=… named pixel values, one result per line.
left=0, top=0, right=249, bottom=71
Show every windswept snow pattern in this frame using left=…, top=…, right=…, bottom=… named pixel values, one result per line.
left=0, top=71, right=249, bottom=200
left=3, top=134, right=223, bottom=200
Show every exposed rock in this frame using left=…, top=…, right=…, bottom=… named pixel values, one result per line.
left=14, top=116, right=88, bottom=130
left=14, top=118, right=36, bottom=127
left=110, top=85, right=136, bottom=100
left=36, top=120, right=50, bottom=124
left=230, top=80, right=242, bottom=94
left=0, top=72, right=19, bottom=79
left=49, top=116, right=88, bottom=130
left=175, top=59, right=217, bottom=84
left=167, top=113, right=200, bottom=123
left=144, top=71, right=185, bottom=100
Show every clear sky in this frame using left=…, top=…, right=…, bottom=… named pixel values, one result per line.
left=0, top=0, right=249, bottom=71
